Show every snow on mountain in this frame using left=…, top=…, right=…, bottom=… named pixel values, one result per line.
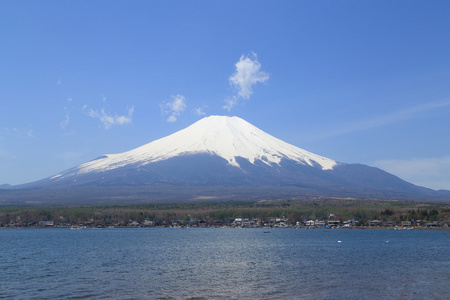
left=51, top=116, right=337, bottom=180
left=10, top=115, right=450, bottom=204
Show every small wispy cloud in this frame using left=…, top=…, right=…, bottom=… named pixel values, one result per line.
left=60, top=98, right=74, bottom=130
left=315, top=99, right=450, bottom=140
left=60, top=114, right=70, bottom=129
left=373, top=156, right=450, bottom=190
left=222, top=96, right=237, bottom=112
left=194, top=105, right=207, bottom=116
left=26, top=129, right=34, bottom=137
left=88, top=106, right=134, bottom=129
left=160, top=94, right=187, bottom=122
left=3, top=126, right=34, bottom=138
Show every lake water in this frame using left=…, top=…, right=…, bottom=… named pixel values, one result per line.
left=1, top=228, right=449, bottom=299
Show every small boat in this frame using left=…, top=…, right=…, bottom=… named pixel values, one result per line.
left=264, top=231, right=270, bottom=233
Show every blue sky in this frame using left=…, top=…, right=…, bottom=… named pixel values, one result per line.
left=1, top=1, right=450, bottom=190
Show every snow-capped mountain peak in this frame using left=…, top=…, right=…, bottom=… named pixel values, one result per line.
left=51, top=116, right=337, bottom=179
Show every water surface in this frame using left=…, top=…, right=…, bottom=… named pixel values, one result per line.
left=1, top=228, right=449, bottom=299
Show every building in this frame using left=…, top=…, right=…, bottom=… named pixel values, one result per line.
left=369, top=220, right=382, bottom=227
left=305, top=220, right=315, bottom=227
left=401, top=221, right=412, bottom=227
left=39, top=221, right=55, bottom=227
left=328, top=220, right=341, bottom=227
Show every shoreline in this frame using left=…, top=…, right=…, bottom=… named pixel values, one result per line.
left=2, top=226, right=449, bottom=231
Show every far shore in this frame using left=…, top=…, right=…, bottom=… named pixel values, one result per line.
left=2, top=226, right=449, bottom=231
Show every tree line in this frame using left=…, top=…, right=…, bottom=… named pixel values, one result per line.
left=1, top=199, right=449, bottom=227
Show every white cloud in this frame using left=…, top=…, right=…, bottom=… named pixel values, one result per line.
left=60, top=114, right=70, bottom=129
left=167, top=115, right=177, bottom=123
left=229, top=52, right=269, bottom=100
left=222, top=96, right=237, bottom=112
left=60, top=98, right=74, bottom=130
left=195, top=106, right=207, bottom=116
left=88, top=106, right=134, bottom=129
left=27, top=129, right=34, bottom=137
left=3, top=126, right=34, bottom=138
left=373, top=156, right=450, bottom=190
left=160, top=94, right=187, bottom=122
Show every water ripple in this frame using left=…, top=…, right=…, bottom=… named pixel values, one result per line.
left=0, top=228, right=449, bottom=299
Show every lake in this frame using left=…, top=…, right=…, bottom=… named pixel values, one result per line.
left=1, top=228, right=449, bottom=299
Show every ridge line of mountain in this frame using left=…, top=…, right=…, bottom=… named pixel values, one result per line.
left=2, top=116, right=449, bottom=204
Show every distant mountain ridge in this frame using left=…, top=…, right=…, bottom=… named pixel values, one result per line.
left=2, top=116, right=450, bottom=204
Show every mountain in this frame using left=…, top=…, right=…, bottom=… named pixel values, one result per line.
left=3, top=116, right=450, bottom=204
left=50, top=115, right=337, bottom=180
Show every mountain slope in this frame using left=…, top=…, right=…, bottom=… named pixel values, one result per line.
left=5, top=115, right=450, bottom=204
left=50, top=116, right=337, bottom=181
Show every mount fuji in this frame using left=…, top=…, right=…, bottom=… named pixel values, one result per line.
left=3, top=116, right=450, bottom=204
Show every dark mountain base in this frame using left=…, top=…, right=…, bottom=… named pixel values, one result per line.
left=1, top=184, right=449, bottom=206
left=3, top=154, right=450, bottom=205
